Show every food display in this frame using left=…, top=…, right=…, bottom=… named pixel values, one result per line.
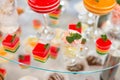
left=69, top=22, right=82, bottom=33
left=83, top=0, right=116, bottom=15
left=67, top=63, right=84, bottom=71
left=0, top=32, right=3, bottom=41
left=49, top=46, right=60, bottom=59
left=49, top=5, right=62, bottom=25
left=33, top=19, right=42, bottom=29
left=32, top=43, right=50, bottom=63
left=0, top=68, right=6, bottom=80
left=96, top=34, right=112, bottom=55
left=18, top=54, right=31, bottom=68
left=0, top=0, right=119, bottom=80
left=2, top=34, right=20, bottom=53
left=62, top=30, right=81, bottom=58
left=86, top=56, right=102, bottom=66
left=17, top=7, right=24, bottom=15
left=0, top=46, right=14, bottom=63
left=48, top=73, right=65, bottom=80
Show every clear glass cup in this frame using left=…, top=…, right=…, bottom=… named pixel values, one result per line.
left=0, top=0, right=19, bottom=34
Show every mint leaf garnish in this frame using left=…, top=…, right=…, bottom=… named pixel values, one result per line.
left=117, top=0, right=120, bottom=5
left=57, top=48, right=60, bottom=52
left=44, top=43, right=50, bottom=49
left=11, top=34, right=16, bottom=42
left=76, top=22, right=81, bottom=28
left=101, top=34, right=107, bottom=41
left=66, top=33, right=82, bottom=43
left=19, top=55, right=24, bottom=60
left=66, top=36, right=74, bottom=43
left=81, top=38, right=86, bottom=44
left=58, top=5, right=62, bottom=10
left=73, top=33, right=81, bottom=40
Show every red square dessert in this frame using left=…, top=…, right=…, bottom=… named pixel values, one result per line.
left=32, top=43, right=50, bottom=63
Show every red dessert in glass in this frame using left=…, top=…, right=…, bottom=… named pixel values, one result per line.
left=28, top=0, right=60, bottom=13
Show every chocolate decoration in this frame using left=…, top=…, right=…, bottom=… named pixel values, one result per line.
left=67, top=63, right=84, bottom=71
left=86, top=56, right=102, bottom=66
left=48, top=73, right=65, bottom=80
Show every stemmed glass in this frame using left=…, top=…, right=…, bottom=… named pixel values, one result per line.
left=109, top=3, right=120, bottom=40
left=27, top=0, right=60, bottom=42
left=0, top=0, right=19, bottom=34
left=83, top=0, right=116, bottom=40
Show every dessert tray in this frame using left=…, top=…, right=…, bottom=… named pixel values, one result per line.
left=0, top=0, right=120, bottom=80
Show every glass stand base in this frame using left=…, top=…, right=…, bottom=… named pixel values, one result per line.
left=100, top=75, right=115, bottom=80
left=36, top=26, right=55, bottom=43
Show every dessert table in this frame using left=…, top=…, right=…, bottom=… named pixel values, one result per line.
left=0, top=0, right=120, bottom=80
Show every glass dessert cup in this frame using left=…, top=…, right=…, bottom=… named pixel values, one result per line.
left=83, top=0, right=116, bottom=40
left=0, top=0, right=19, bottom=34
left=28, top=0, right=60, bottom=42
left=108, top=4, right=120, bottom=40
left=61, top=30, right=84, bottom=67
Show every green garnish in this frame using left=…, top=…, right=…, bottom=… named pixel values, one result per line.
left=11, top=34, right=16, bottom=42
left=81, top=38, right=87, bottom=44
left=44, top=43, right=50, bottom=49
left=101, top=34, right=107, bottom=41
left=66, top=36, right=74, bottom=43
left=57, top=48, right=60, bottom=52
left=96, top=0, right=99, bottom=2
left=19, top=55, right=24, bottom=60
left=66, top=33, right=81, bottom=43
left=76, top=22, right=82, bottom=28
left=58, top=5, right=62, bottom=9
left=117, top=0, right=120, bottom=5
left=73, top=33, right=82, bottom=40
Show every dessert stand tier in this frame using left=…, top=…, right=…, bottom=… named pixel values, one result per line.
left=0, top=0, right=120, bottom=80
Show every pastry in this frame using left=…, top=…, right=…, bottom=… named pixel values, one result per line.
left=49, top=5, right=62, bottom=25
left=32, top=43, right=50, bottom=63
left=0, top=68, right=6, bottom=80
left=2, top=34, right=20, bottom=53
left=69, top=22, right=82, bottom=33
left=18, top=54, right=31, bottom=69
left=33, top=19, right=41, bottom=29
left=86, top=56, right=102, bottom=66
left=48, top=73, right=65, bottom=80
left=67, top=63, right=84, bottom=71
left=96, top=34, right=112, bottom=55
left=17, top=7, right=24, bottom=15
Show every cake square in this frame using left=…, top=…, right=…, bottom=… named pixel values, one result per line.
left=32, top=43, right=50, bottom=63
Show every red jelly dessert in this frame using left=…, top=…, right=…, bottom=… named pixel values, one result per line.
left=49, top=46, right=60, bottom=59
left=33, top=19, right=41, bottom=29
left=2, top=34, right=20, bottom=53
left=96, top=34, right=112, bottom=55
left=18, top=54, right=31, bottom=69
left=0, top=68, right=6, bottom=80
left=32, top=43, right=50, bottom=63
left=69, top=22, right=82, bottom=33
left=0, top=32, right=2, bottom=41
left=28, top=0, right=60, bottom=13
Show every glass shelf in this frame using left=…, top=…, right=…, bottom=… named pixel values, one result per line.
left=0, top=0, right=120, bottom=78
left=0, top=55, right=120, bottom=74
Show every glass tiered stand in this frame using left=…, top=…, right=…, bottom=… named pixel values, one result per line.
left=0, top=0, right=120, bottom=80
